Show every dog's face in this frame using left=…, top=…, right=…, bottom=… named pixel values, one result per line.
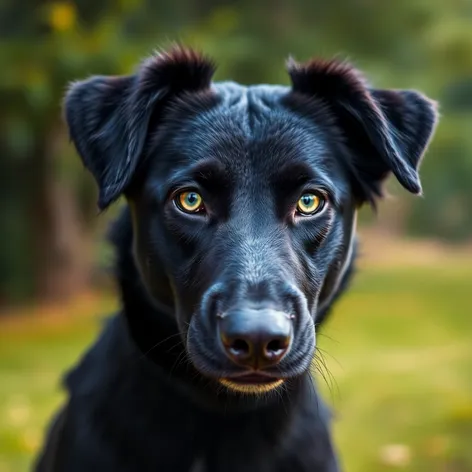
left=129, top=84, right=358, bottom=394
left=65, top=48, right=437, bottom=395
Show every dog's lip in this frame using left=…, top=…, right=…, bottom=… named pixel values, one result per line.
left=222, top=372, right=281, bottom=384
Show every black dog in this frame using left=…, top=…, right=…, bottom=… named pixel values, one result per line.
left=35, top=47, right=438, bottom=471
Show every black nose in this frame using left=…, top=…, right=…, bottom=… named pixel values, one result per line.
left=218, top=308, right=292, bottom=369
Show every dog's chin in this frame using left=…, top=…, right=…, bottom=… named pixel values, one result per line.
left=187, top=347, right=287, bottom=395
left=218, top=377, right=285, bottom=395
left=188, top=355, right=287, bottom=395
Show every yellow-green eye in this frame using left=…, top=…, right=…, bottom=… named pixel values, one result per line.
left=296, top=193, right=324, bottom=215
left=176, top=191, right=204, bottom=213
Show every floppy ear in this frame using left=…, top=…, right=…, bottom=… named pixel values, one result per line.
left=64, top=47, right=216, bottom=210
left=287, top=58, right=439, bottom=202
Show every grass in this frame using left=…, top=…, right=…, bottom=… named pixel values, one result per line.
left=0, top=262, right=471, bottom=471
left=319, top=263, right=472, bottom=471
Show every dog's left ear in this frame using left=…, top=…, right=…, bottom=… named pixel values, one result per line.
left=64, top=47, right=216, bottom=210
left=287, top=58, right=439, bottom=201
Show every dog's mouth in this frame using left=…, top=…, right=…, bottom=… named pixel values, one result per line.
left=218, top=373, right=284, bottom=394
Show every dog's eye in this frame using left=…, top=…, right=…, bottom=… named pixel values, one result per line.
left=175, top=191, right=205, bottom=214
left=296, top=193, right=325, bottom=216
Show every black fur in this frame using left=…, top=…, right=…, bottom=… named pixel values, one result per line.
left=287, top=57, right=438, bottom=203
left=64, top=46, right=215, bottom=209
left=36, top=47, right=438, bottom=471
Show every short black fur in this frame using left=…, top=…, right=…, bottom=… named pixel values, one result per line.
left=36, top=47, right=438, bottom=472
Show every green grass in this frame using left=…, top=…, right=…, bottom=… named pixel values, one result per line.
left=0, top=264, right=471, bottom=472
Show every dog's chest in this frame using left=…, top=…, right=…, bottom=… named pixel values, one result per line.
left=190, top=457, right=206, bottom=472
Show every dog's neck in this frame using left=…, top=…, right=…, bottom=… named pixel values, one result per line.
left=109, top=207, right=182, bottom=369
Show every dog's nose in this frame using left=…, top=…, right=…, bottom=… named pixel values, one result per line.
left=218, top=308, right=292, bottom=369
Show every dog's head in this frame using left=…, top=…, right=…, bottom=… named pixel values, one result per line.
left=65, top=47, right=438, bottom=395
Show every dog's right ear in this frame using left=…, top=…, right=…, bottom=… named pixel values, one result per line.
left=64, top=47, right=216, bottom=210
left=287, top=57, right=438, bottom=204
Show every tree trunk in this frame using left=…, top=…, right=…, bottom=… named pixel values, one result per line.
left=29, top=125, right=93, bottom=303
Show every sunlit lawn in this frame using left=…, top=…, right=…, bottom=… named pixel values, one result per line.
left=0, top=262, right=471, bottom=472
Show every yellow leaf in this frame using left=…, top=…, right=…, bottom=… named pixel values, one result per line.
left=379, top=444, right=412, bottom=467
left=49, top=2, right=76, bottom=32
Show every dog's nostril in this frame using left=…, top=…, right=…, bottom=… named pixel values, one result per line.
left=229, top=338, right=250, bottom=356
left=266, top=339, right=286, bottom=354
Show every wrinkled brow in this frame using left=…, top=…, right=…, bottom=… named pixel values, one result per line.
left=273, top=160, right=341, bottom=207
left=163, top=158, right=231, bottom=196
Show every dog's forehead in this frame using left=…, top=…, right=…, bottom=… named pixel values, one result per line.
left=168, top=82, right=330, bottom=173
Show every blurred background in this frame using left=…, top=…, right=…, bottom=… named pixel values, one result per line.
left=0, top=1, right=471, bottom=471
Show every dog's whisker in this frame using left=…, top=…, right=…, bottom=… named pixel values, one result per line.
left=313, top=351, right=339, bottom=403
left=315, top=346, right=343, bottom=370
left=315, top=349, right=339, bottom=396
left=138, top=331, right=187, bottom=360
